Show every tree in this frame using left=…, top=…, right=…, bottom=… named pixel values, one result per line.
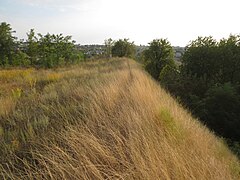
left=182, top=36, right=219, bottom=88
left=0, top=22, right=16, bottom=66
left=181, top=35, right=240, bottom=99
left=169, top=35, right=240, bottom=154
left=144, top=35, right=240, bottom=154
left=218, top=35, right=240, bottom=83
left=26, top=29, right=39, bottom=65
left=203, top=83, right=240, bottom=141
left=104, top=38, right=114, bottom=58
left=159, top=64, right=180, bottom=93
left=0, top=22, right=83, bottom=68
left=144, top=39, right=175, bottom=80
left=12, top=51, right=30, bottom=66
left=111, top=39, right=135, bottom=58
left=36, top=32, right=81, bottom=67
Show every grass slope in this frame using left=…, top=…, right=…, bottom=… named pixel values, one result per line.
left=0, top=58, right=239, bottom=179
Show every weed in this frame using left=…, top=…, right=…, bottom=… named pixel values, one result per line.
left=11, top=88, right=22, bottom=99
left=46, top=72, right=61, bottom=82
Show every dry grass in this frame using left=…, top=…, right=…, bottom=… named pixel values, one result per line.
left=0, top=58, right=239, bottom=179
left=0, top=97, right=16, bottom=117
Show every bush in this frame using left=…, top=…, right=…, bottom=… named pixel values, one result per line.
left=144, top=39, right=175, bottom=80
left=112, top=39, right=136, bottom=58
left=12, top=51, right=30, bottom=66
left=203, top=83, right=240, bottom=141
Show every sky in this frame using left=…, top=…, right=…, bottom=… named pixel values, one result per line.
left=0, top=0, right=240, bottom=46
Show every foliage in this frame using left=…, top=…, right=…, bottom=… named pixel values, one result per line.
left=0, top=22, right=84, bottom=68
left=0, top=22, right=16, bottom=66
left=218, top=35, right=240, bottom=83
left=180, top=36, right=240, bottom=140
left=144, top=39, right=175, bottom=80
left=181, top=35, right=240, bottom=92
left=203, top=83, right=240, bottom=141
left=111, top=38, right=136, bottom=58
left=34, top=32, right=82, bottom=67
left=155, top=35, right=240, bottom=154
left=104, top=38, right=114, bottom=58
left=159, top=64, right=180, bottom=93
left=26, top=29, right=39, bottom=65
left=182, top=36, right=219, bottom=84
left=12, top=50, right=30, bottom=66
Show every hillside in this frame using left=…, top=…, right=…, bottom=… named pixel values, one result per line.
left=0, top=58, right=239, bottom=179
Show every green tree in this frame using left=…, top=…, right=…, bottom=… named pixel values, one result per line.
left=180, top=35, right=240, bottom=100
left=170, top=35, right=240, bottom=153
left=144, top=39, right=175, bottom=80
left=12, top=51, right=30, bottom=66
left=182, top=36, right=219, bottom=88
left=37, top=33, right=55, bottom=67
left=0, top=22, right=16, bottom=66
left=159, top=64, right=180, bottom=92
left=143, top=35, right=240, bottom=153
left=203, top=83, right=240, bottom=141
left=104, top=38, right=114, bottom=58
left=36, top=33, right=80, bottom=67
left=218, top=35, right=240, bottom=83
left=26, top=29, right=39, bottom=65
left=112, top=39, right=136, bottom=58
left=0, top=22, right=83, bottom=68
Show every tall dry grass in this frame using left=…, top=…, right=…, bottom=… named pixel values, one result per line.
left=0, top=58, right=239, bottom=179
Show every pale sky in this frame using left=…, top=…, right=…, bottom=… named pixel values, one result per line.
left=0, top=0, right=240, bottom=46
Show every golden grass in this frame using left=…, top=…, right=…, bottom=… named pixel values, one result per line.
left=0, top=97, right=16, bottom=117
left=0, top=58, right=239, bottom=179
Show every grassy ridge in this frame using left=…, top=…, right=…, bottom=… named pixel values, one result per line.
left=0, top=58, right=239, bottom=179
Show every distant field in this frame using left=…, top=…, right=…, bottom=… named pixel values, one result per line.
left=0, top=58, right=239, bottom=179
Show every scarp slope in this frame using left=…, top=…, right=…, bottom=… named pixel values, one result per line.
left=1, top=58, right=239, bottom=179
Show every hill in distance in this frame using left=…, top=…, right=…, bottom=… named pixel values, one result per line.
left=0, top=58, right=239, bottom=179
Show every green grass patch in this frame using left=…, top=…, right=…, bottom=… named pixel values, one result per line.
left=158, top=108, right=184, bottom=139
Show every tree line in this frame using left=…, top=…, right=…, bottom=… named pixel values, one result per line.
left=0, top=22, right=84, bottom=68
left=106, top=35, right=240, bottom=155
left=143, top=36, right=240, bottom=156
